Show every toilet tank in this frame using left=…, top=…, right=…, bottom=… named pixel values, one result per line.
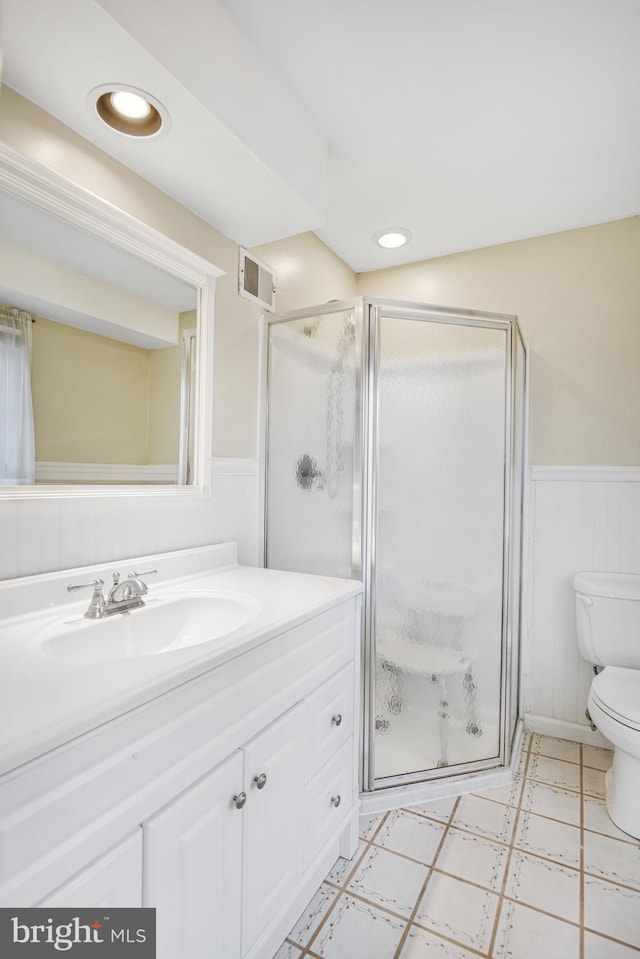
left=573, top=571, right=640, bottom=668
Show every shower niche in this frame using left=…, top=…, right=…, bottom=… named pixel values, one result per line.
left=263, top=298, right=527, bottom=798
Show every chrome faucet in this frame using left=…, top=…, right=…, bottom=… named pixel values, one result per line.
left=67, top=569, right=157, bottom=619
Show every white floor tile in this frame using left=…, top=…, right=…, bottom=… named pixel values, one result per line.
left=527, top=754, right=582, bottom=791
left=582, top=745, right=614, bottom=772
left=451, top=794, right=516, bottom=844
left=436, top=827, right=508, bottom=892
left=475, top=778, right=522, bottom=808
left=584, top=875, right=640, bottom=948
left=280, top=735, right=639, bottom=958
left=398, top=923, right=480, bottom=958
left=514, top=809, right=581, bottom=867
left=584, top=796, right=636, bottom=843
left=415, top=871, right=499, bottom=952
left=505, top=849, right=581, bottom=923
left=289, top=883, right=339, bottom=948
left=325, top=844, right=367, bottom=886
left=520, top=779, right=581, bottom=825
left=583, top=767, right=607, bottom=799
left=531, top=735, right=581, bottom=765
left=406, top=797, right=457, bottom=823
left=310, top=893, right=406, bottom=959
left=584, top=930, right=640, bottom=959
left=583, top=831, right=640, bottom=890
left=347, top=845, right=429, bottom=918
left=360, top=811, right=388, bottom=841
left=375, top=809, right=446, bottom=866
left=493, top=900, right=580, bottom=959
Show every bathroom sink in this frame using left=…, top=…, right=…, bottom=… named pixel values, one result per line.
left=35, top=591, right=259, bottom=662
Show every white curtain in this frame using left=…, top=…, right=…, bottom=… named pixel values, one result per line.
left=0, top=308, right=35, bottom=485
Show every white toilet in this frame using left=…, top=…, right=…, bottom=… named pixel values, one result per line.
left=573, top=571, right=640, bottom=839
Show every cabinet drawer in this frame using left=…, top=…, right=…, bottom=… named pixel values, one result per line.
left=304, top=739, right=353, bottom=870
left=305, top=664, right=354, bottom=782
left=37, top=832, right=142, bottom=907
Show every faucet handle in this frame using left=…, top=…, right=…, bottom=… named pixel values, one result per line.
left=128, top=568, right=158, bottom=579
left=67, top=577, right=105, bottom=593
left=66, top=578, right=105, bottom=619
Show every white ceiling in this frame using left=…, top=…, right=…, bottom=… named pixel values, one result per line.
left=3, top=0, right=639, bottom=272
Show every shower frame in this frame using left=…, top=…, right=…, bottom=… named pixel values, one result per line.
left=260, top=296, right=528, bottom=796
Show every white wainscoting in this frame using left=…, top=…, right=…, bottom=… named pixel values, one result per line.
left=211, top=458, right=259, bottom=567
left=35, top=462, right=178, bottom=483
left=0, top=458, right=259, bottom=581
left=524, top=466, right=640, bottom=744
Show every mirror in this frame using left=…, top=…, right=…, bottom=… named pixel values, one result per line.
left=0, top=143, right=221, bottom=497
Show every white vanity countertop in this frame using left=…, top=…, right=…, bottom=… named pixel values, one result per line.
left=0, top=543, right=362, bottom=777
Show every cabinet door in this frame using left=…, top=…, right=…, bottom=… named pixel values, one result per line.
left=143, top=751, right=243, bottom=959
left=37, top=832, right=142, bottom=907
left=242, top=703, right=306, bottom=954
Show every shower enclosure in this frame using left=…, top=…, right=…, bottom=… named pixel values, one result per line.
left=263, top=298, right=527, bottom=795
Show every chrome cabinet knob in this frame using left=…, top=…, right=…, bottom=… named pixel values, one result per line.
left=331, top=714, right=343, bottom=727
left=233, top=792, right=247, bottom=810
left=253, top=773, right=267, bottom=790
left=330, top=794, right=341, bottom=808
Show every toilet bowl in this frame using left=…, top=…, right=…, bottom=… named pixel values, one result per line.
left=588, top=666, right=640, bottom=837
left=573, top=571, right=640, bottom=840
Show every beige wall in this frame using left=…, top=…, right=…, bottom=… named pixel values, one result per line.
left=358, top=217, right=640, bottom=466
left=32, top=316, right=150, bottom=464
left=252, top=232, right=358, bottom=313
left=32, top=312, right=197, bottom=467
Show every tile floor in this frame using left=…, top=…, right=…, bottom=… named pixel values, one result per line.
left=274, top=734, right=640, bottom=959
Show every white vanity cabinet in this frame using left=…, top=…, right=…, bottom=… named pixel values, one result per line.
left=38, top=833, right=144, bottom=908
left=144, top=705, right=307, bottom=959
left=144, top=751, right=244, bottom=959
left=0, top=591, right=361, bottom=959
left=240, top=704, right=306, bottom=955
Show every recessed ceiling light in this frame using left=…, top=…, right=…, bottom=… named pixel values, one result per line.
left=374, top=228, right=412, bottom=249
left=110, top=90, right=152, bottom=120
left=88, top=84, right=169, bottom=138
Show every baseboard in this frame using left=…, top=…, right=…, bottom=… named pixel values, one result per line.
left=525, top=713, right=611, bottom=749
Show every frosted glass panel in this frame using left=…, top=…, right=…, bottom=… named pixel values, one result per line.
left=373, top=316, right=507, bottom=781
left=266, top=311, right=356, bottom=577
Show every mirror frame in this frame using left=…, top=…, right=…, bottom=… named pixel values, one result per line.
left=0, top=142, right=223, bottom=500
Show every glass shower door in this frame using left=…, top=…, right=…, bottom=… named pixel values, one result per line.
left=265, top=307, right=360, bottom=578
left=370, top=311, right=509, bottom=786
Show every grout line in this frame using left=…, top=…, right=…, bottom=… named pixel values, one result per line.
left=533, top=750, right=611, bottom=775
left=372, top=825, right=583, bottom=876
left=582, top=871, right=640, bottom=895
left=294, top=812, right=389, bottom=954
left=407, top=921, right=490, bottom=958
left=498, top=895, right=580, bottom=929
left=486, top=742, right=532, bottom=956
left=283, top=736, right=638, bottom=959
left=326, top=884, right=415, bottom=925
left=390, top=796, right=462, bottom=959
left=583, top=926, right=640, bottom=953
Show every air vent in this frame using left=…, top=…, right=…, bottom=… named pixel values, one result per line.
left=239, top=248, right=276, bottom=312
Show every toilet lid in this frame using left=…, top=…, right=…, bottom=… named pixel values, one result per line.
left=591, top=667, right=640, bottom=731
